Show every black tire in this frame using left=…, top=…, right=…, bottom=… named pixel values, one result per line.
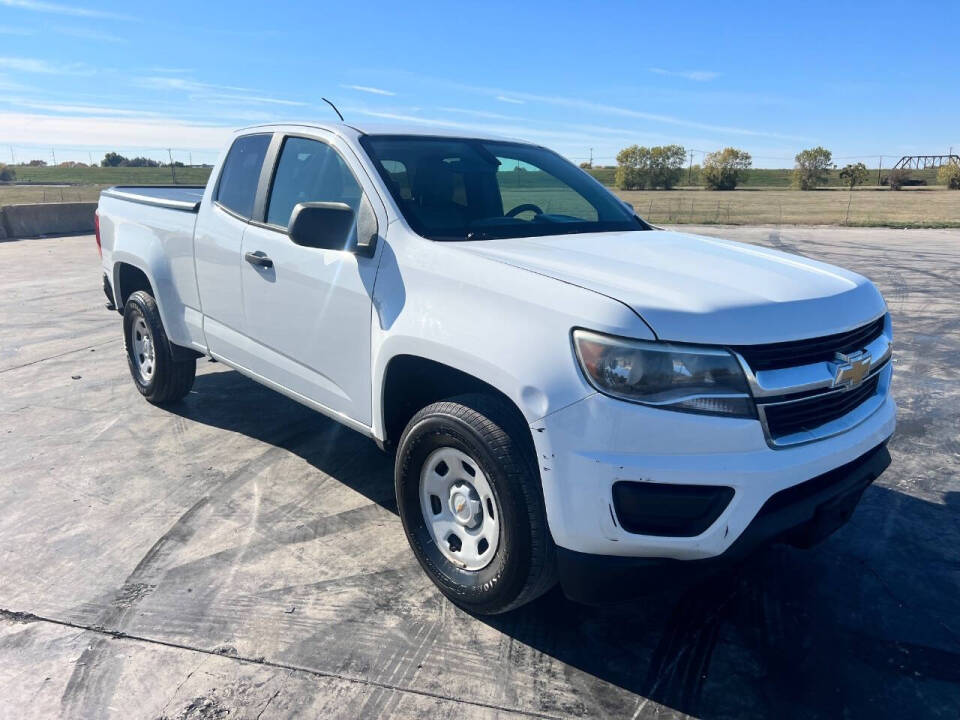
left=395, top=393, right=557, bottom=614
left=122, top=290, right=195, bottom=405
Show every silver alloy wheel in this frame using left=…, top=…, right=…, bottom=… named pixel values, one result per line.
left=130, top=314, right=156, bottom=383
left=419, top=447, right=500, bottom=571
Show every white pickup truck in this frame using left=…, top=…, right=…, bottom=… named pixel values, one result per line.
left=96, top=122, right=895, bottom=613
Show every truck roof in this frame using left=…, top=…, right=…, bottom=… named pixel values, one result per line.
left=234, top=120, right=532, bottom=145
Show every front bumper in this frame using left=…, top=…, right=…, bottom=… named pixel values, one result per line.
left=555, top=442, right=890, bottom=602
left=529, top=378, right=896, bottom=560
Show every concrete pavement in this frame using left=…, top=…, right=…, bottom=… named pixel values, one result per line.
left=0, top=227, right=957, bottom=719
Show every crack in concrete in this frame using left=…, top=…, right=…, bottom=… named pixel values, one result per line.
left=254, top=671, right=290, bottom=720
left=839, top=551, right=960, bottom=645
left=0, top=608, right=565, bottom=720
left=0, top=339, right=116, bottom=374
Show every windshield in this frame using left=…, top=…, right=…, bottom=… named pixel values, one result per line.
left=359, top=135, right=648, bottom=241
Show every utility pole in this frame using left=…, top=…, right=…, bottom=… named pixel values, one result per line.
left=877, top=156, right=883, bottom=186
left=189, top=151, right=193, bottom=167
left=9, top=146, right=14, bottom=164
left=167, top=148, right=177, bottom=184
left=687, top=150, right=694, bottom=185
left=88, top=151, right=93, bottom=166
left=51, top=148, right=56, bottom=166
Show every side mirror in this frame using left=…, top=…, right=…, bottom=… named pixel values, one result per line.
left=288, top=199, right=378, bottom=257
left=288, top=202, right=356, bottom=251
left=621, top=199, right=635, bottom=213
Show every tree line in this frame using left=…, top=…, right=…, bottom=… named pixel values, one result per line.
left=609, top=144, right=960, bottom=191
left=101, top=152, right=185, bottom=168
left=2, top=153, right=186, bottom=170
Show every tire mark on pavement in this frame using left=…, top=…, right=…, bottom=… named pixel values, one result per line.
left=60, top=429, right=316, bottom=717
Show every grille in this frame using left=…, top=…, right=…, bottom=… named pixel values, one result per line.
left=761, top=374, right=880, bottom=438
left=732, top=316, right=885, bottom=372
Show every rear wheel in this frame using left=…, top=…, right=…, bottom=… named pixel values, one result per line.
left=395, top=393, right=557, bottom=614
left=122, top=290, right=195, bottom=405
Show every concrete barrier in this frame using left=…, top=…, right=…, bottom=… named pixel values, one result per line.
left=0, top=202, right=97, bottom=239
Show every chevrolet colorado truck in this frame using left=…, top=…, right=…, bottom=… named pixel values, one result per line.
left=96, top=123, right=895, bottom=613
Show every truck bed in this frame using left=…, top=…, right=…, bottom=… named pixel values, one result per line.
left=100, top=185, right=205, bottom=213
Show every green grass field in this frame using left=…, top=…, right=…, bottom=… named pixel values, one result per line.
left=6, top=164, right=942, bottom=189
left=585, top=166, right=942, bottom=188
left=2, top=165, right=957, bottom=227
left=9, top=165, right=212, bottom=186
left=615, top=186, right=960, bottom=227
left=0, top=166, right=213, bottom=205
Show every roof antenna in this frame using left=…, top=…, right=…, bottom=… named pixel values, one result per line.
left=321, top=97, right=344, bottom=122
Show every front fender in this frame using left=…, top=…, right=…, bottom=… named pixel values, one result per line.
left=369, top=228, right=654, bottom=442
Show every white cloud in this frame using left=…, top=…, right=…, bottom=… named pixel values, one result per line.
left=0, top=25, right=34, bottom=35
left=351, top=107, right=631, bottom=147
left=649, top=68, right=720, bottom=82
left=0, top=111, right=230, bottom=149
left=0, top=73, right=26, bottom=91
left=148, top=67, right=193, bottom=74
left=383, top=73, right=801, bottom=141
left=483, top=85, right=804, bottom=141
left=135, top=76, right=248, bottom=93
left=342, top=84, right=396, bottom=96
left=439, top=107, right=519, bottom=121
left=0, top=0, right=135, bottom=20
left=200, top=92, right=307, bottom=107
left=134, top=75, right=306, bottom=110
left=52, top=25, right=127, bottom=43
left=496, top=95, right=524, bottom=104
left=0, top=56, right=92, bottom=74
left=5, top=98, right=159, bottom=116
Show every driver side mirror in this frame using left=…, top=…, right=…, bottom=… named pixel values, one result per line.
left=288, top=198, right=378, bottom=257
left=288, top=202, right=356, bottom=251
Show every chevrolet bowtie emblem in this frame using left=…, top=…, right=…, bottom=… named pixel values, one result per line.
left=832, top=350, right=872, bottom=389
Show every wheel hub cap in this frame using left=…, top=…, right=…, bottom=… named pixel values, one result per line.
left=130, top=315, right=156, bottom=383
left=419, top=447, right=500, bottom=571
left=449, top=485, right=482, bottom=528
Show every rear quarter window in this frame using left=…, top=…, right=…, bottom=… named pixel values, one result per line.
left=215, top=133, right=271, bottom=219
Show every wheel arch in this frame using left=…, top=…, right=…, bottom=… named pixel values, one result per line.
left=113, top=261, right=155, bottom=311
left=113, top=260, right=200, bottom=361
left=378, top=354, right=534, bottom=454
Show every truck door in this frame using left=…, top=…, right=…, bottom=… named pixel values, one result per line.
left=238, top=133, right=383, bottom=427
left=194, top=133, right=272, bottom=358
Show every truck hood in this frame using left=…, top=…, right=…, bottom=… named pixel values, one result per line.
left=456, top=230, right=886, bottom=345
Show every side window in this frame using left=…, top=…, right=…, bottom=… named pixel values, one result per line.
left=266, top=137, right=363, bottom=228
left=215, top=134, right=271, bottom=219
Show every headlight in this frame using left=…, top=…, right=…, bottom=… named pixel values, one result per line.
left=573, top=329, right=755, bottom=417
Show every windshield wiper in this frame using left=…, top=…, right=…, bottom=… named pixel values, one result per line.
left=465, top=231, right=497, bottom=241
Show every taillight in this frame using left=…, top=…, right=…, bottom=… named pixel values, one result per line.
left=94, top=210, right=102, bottom=258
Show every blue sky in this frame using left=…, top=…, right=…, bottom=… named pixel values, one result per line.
left=0, top=0, right=957, bottom=167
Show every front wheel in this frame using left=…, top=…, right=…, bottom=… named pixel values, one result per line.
left=123, top=290, right=195, bottom=405
left=395, top=394, right=557, bottom=614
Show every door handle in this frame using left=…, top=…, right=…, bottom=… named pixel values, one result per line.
left=244, top=251, right=273, bottom=269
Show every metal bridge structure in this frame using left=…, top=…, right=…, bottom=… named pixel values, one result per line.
left=892, top=154, right=960, bottom=170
